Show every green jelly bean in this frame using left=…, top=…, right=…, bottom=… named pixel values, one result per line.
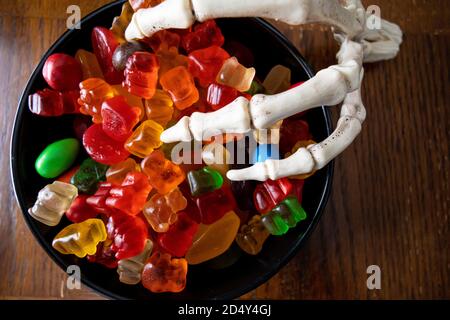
left=35, top=138, right=80, bottom=179
left=71, top=158, right=109, bottom=194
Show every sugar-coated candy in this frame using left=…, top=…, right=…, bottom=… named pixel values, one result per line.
left=123, top=52, right=159, bottom=99
left=86, top=182, right=113, bottom=214
left=263, top=64, right=292, bottom=95
left=106, top=172, right=152, bottom=216
left=160, top=66, right=199, bottom=110
left=83, top=124, right=130, bottom=165
left=65, top=194, right=99, bottom=223
left=141, top=150, right=186, bottom=195
left=236, top=215, right=270, bottom=255
left=35, top=138, right=80, bottom=179
left=78, top=78, right=115, bottom=123
left=28, top=181, right=78, bottom=226
left=101, top=96, right=141, bottom=141
left=195, top=185, right=237, bottom=225
left=141, top=252, right=188, bottom=293
left=185, top=211, right=240, bottom=265
left=216, top=57, right=255, bottom=92
left=70, top=158, right=108, bottom=194
left=43, top=53, right=82, bottom=91
left=91, top=27, right=123, bottom=84
left=181, top=20, right=224, bottom=53
left=87, top=239, right=118, bottom=268
left=188, top=46, right=230, bottom=88
left=52, top=218, right=107, bottom=257
left=156, top=47, right=188, bottom=78
left=110, top=2, right=134, bottom=44
left=253, top=178, right=293, bottom=214
left=75, top=49, right=104, bottom=79
left=117, top=239, right=153, bottom=285
left=231, top=180, right=257, bottom=212
left=144, top=89, right=174, bottom=127
left=284, top=139, right=317, bottom=179
left=125, top=120, right=163, bottom=158
left=206, top=83, right=238, bottom=110
left=279, top=119, right=312, bottom=155
left=29, top=89, right=80, bottom=116
left=252, top=143, right=280, bottom=164
left=129, top=0, right=163, bottom=12
left=187, top=167, right=223, bottom=196
left=143, top=187, right=187, bottom=233
left=112, top=41, right=147, bottom=71
left=107, top=212, right=148, bottom=260
left=106, top=158, right=141, bottom=185
left=201, top=142, right=230, bottom=176
left=261, top=195, right=307, bottom=236
left=157, top=212, right=199, bottom=257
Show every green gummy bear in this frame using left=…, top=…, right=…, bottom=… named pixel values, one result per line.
left=71, top=158, right=109, bottom=194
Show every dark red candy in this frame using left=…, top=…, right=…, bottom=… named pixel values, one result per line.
left=86, top=182, right=114, bottom=214
left=179, top=182, right=202, bottom=224
left=62, top=90, right=81, bottom=114
left=107, top=212, right=149, bottom=260
left=181, top=20, right=224, bottom=53
left=206, top=83, right=238, bottom=110
left=223, top=40, right=254, bottom=68
left=73, top=115, right=92, bottom=140
left=101, top=96, right=141, bottom=141
left=83, top=124, right=130, bottom=165
left=87, top=241, right=118, bottom=268
left=28, top=89, right=64, bottom=116
left=65, top=194, right=98, bottom=223
left=195, top=185, right=237, bottom=224
left=188, top=46, right=230, bottom=87
left=42, top=53, right=82, bottom=91
left=279, top=119, right=312, bottom=155
left=157, top=212, right=198, bottom=257
left=253, top=178, right=293, bottom=214
left=290, top=179, right=305, bottom=204
left=91, top=27, right=123, bottom=84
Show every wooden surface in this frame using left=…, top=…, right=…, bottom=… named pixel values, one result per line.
left=0, top=0, right=448, bottom=300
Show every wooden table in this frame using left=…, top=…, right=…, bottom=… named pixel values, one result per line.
left=0, top=0, right=448, bottom=300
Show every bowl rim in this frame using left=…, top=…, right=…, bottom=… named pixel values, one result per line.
left=10, top=0, right=334, bottom=300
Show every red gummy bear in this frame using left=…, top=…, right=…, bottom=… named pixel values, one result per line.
left=279, top=119, right=312, bottom=155
left=106, top=172, right=152, bottom=216
left=65, top=195, right=99, bottom=223
left=91, top=27, right=123, bottom=84
left=206, top=83, right=238, bottom=110
left=87, top=240, right=118, bottom=269
left=123, top=52, right=159, bottom=99
left=42, top=53, right=82, bottom=91
left=83, top=124, right=130, bottom=165
left=290, top=179, right=305, bottom=204
left=146, top=30, right=180, bottom=52
left=28, top=89, right=80, bottom=116
left=188, top=46, right=230, bottom=87
left=195, top=185, right=237, bottom=224
left=157, top=212, right=199, bottom=257
left=107, top=212, right=148, bottom=260
left=181, top=20, right=224, bottom=53
left=86, top=182, right=114, bottom=214
left=253, top=178, right=293, bottom=214
left=101, top=96, right=141, bottom=141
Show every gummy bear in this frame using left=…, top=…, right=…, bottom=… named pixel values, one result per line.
left=230, top=180, right=257, bottom=212
left=106, top=158, right=141, bottom=185
left=195, top=185, right=237, bottom=225
left=87, top=239, right=118, bottom=268
left=101, top=96, right=141, bottom=141
left=29, top=89, right=81, bottom=116
left=263, top=64, right=291, bottom=95
left=52, top=218, right=107, bottom=258
left=83, top=124, right=130, bottom=165
left=78, top=78, right=115, bottom=123
left=279, top=119, right=312, bottom=155
left=147, top=30, right=181, bottom=52
left=123, top=52, right=159, bottom=99
left=236, top=214, right=270, bottom=255
left=157, top=212, right=199, bottom=257
left=253, top=178, right=293, bottom=214
left=110, top=2, right=134, bottom=44
left=107, top=212, right=148, bottom=260
left=117, top=239, right=153, bottom=285
left=75, top=49, right=104, bottom=79
left=141, top=252, right=188, bottom=293
left=181, top=20, right=224, bottom=53
left=70, top=158, right=109, bottom=194
left=106, top=171, right=152, bottom=216
left=125, top=120, right=164, bottom=158
left=188, top=46, right=230, bottom=87
left=185, top=211, right=240, bottom=265
left=144, top=89, right=174, bottom=127
left=65, top=194, right=99, bottom=223
left=143, top=187, right=187, bottom=233
left=187, top=167, right=224, bottom=196
left=216, top=57, right=255, bottom=92
left=160, top=66, right=199, bottom=110
left=91, top=26, right=123, bottom=84
left=141, top=150, right=186, bottom=194
left=86, top=182, right=113, bottom=214
left=206, top=83, right=238, bottom=110
left=156, top=46, right=188, bottom=78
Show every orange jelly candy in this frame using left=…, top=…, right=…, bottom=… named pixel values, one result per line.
left=160, top=66, right=199, bottom=110
left=78, top=78, right=115, bottom=123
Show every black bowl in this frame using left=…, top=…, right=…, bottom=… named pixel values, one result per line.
left=10, top=1, right=333, bottom=300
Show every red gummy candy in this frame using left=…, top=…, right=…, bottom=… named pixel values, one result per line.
left=206, top=83, right=238, bottom=110
left=157, top=212, right=198, bottom=257
left=123, top=52, right=159, bottom=99
left=101, top=96, right=141, bottom=141
left=253, top=178, right=293, bottom=214
left=279, top=119, right=312, bottom=155
left=181, top=20, right=224, bottom=53
left=91, top=27, right=123, bottom=84
left=195, top=185, right=237, bottom=224
left=65, top=194, right=99, bottom=223
left=188, top=46, right=230, bottom=87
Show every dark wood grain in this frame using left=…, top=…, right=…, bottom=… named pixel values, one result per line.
left=0, top=0, right=448, bottom=299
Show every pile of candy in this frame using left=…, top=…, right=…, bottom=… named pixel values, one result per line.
left=27, top=1, right=314, bottom=293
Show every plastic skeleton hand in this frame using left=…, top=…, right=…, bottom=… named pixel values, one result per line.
left=126, top=0, right=402, bottom=181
